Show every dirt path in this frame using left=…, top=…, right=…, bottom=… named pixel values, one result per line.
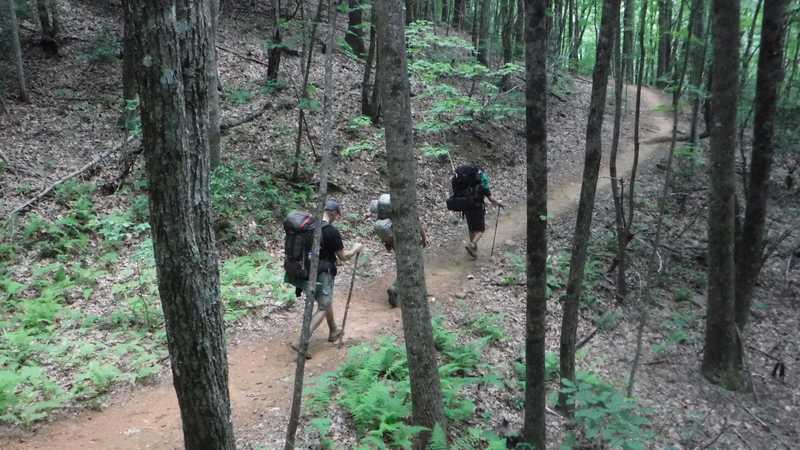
left=1, top=87, right=674, bottom=450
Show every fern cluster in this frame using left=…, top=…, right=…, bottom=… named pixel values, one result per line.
left=307, top=319, right=506, bottom=449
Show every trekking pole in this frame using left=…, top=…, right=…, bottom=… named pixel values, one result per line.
left=490, top=205, right=501, bottom=257
left=337, top=252, right=360, bottom=348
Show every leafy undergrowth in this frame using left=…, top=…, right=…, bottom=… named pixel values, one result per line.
left=0, top=160, right=312, bottom=425
left=302, top=313, right=653, bottom=449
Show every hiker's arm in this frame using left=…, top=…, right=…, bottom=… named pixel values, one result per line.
left=486, top=192, right=504, bottom=208
left=420, top=228, right=428, bottom=248
left=337, top=243, right=363, bottom=261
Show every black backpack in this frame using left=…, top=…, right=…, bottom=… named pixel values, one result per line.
left=283, top=211, right=318, bottom=281
left=446, top=165, right=482, bottom=212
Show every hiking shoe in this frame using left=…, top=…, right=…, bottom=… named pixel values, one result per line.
left=465, top=242, right=477, bottom=258
left=328, top=328, right=343, bottom=343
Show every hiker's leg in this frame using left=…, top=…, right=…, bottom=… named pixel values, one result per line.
left=316, top=272, right=341, bottom=340
left=470, top=231, right=483, bottom=244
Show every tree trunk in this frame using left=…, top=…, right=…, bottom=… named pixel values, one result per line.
left=687, top=0, right=706, bottom=144
left=628, top=0, right=648, bottom=230
left=558, top=0, right=620, bottom=415
left=656, top=0, right=671, bottom=86
left=454, top=0, right=465, bottom=28
left=609, top=0, right=628, bottom=302
left=375, top=2, right=446, bottom=448
left=122, top=0, right=138, bottom=132
left=36, top=0, right=60, bottom=55
left=500, top=0, right=514, bottom=90
left=739, top=0, right=763, bottom=97
left=477, top=0, right=491, bottom=65
left=734, top=0, right=787, bottom=331
left=783, top=29, right=800, bottom=99
left=702, top=0, right=745, bottom=390
left=267, top=0, right=284, bottom=80
left=621, top=0, right=634, bottom=82
left=522, top=0, right=547, bottom=446
left=7, top=0, right=29, bottom=102
left=346, top=0, right=366, bottom=57
left=284, top=3, right=339, bottom=448
left=471, top=0, right=479, bottom=48
left=406, top=0, right=416, bottom=24
left=129, top=0, right=236, bottom=447
left=515, top=0, right=525, bottom=58
left=291, top=0, right=324, bottom=181
left=442, top=0, right=449, bottom=23
left=208, top=0, right=222, bottom=170
left=668, top=0, right=686, bottom=79
left=361, top=4, right=377, bottom=116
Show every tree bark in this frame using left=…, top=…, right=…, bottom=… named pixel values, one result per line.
left=122, top=0, right=138, bottom=132
left=36, top=0, right=60, bottom=55
left=522, top=0, right=547, bottom=446
left=346, top=0, right=366, bottom=57
left=702, top=0, right=744, bottom=390
left=361, top=4, right=377, bottom=116
left=687, top=0, right=705, bottom=144
left=130, top=0, right=236, bottom=447
left=656, top=0, right=671, bottom=86
left=621, top=0, right=634, bottom=82
left=208, top=0, right=222, bottom=170
left=500, top=0, right=515, bottom=91
left=734, top=0, right=787, bottom=331
left=628, top=0, right=648, bottom=230
left=6, top=0, right=29, bottom=102
left=267, top=0, right=284, bottom=80
left=609, top=0, right=628, bottom=303
left=454, top=0, right=465, bottom=28
left=406, top=0, right=416, bottom=24
left=783, top=29, right=800, bottom=99
left=477, top=0, right=491, bottom=65
left=375, top=1, right=446, bottom=448
left=558, top=0, right=619, bottom=415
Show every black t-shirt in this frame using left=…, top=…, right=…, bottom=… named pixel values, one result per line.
left=319, top=223, right=344, bottom=275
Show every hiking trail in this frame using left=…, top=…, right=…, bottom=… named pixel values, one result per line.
left=2, top=87, right=674, bottom=450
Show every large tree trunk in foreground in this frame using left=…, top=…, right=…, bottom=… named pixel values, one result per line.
left=375, top=1, right=446, bottom=448
left=522, top=0, right=547, bottom=447
left=129, top=0, right=236, bottom=447
left=702, top=0, right=744, bottom=390
left=558, top=0, right=620, bottom=416
left=734, top=0, right=787, bottom=331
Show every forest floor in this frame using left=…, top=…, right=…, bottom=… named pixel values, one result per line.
left=1, top=1, right=799, bottom=449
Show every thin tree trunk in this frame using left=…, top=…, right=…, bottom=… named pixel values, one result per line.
left=406, top=0, right=416, bottom=24
left=558, top=0, right=620, bottom=415
left=477, top=0, right=491, bottom=65
left=702, top=0, right=745, bottom=390
left=500, top=0, right=514, bottom=90
left=627, top=0, right=647, bottom=230
left=514, top=0, right=525, bottom=58
left=7, top=0, right=29, bottom=102
left=291, top=0, right=324, bottom=181
left=668, top=0, right=686, bottom=77
left=284, top=3, right=339, bottom=449
left=783, top=30, right=800, bottom=99
left=130, top=0, right=236, bottom=447
left=688, top=0, right=706, bottom=144
left=609, top=0, right=628, bottom=302
left=361, top=4, right=377, bottom=116
left=621, top=0, right=634, bottom=82
left=375, top=2, right=446, bottom=448
left=739, top=0, right=763, bottom=97
left=442, top=0, right=449, bottom=23
left=346, top=0, right=366, bottom=57
left=472, top=0, right=479, bottom=48
left=735, top=0, right=787, bottom=331
left=267, top=0, right=284, bottom=80
left=656, top=0, right=671, bottom=86
left=36, top=0, right=60, bottom=55
left=522, top=0, right=547, bottom=446
left=454, top=0, right=465, bottom=27
left=122, top=0, right=139, bottom=132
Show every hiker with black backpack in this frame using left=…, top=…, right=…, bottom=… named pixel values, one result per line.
left=446, top=164, right=504, bottom=257
left=283, top=200, right=362, bottom=345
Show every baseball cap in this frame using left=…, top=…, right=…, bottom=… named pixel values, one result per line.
left=324, top=199, right=341, bottom=214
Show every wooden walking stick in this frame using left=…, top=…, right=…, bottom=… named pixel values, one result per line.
left=337, top=252, right=360, bottom=347
left=490, top=205, right=501, bottom=256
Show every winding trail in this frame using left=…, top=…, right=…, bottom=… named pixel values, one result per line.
left=1, top=87, right=674, bottom=450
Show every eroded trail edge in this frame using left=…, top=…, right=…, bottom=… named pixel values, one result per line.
left=2, top=87, right=673, bottom=450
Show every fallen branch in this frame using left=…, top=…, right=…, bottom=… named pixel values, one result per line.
left=576, top=327, right=599, bottom=350
left=216, top=44, right=269, bottom=67
left=220, top=100, right=293, bottom=132
left=5, top=136, right=134, bottom=219
left=697, top=418, right=728, bottom=450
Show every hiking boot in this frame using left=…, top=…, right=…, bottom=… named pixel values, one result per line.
left=465, top=241, right=477, bottom=258
left=328, top=328, right=343, bottom=343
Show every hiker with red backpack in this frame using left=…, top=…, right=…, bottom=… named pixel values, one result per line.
left=283, top=200, right=362, bottom=345
left=446, top=164, right=504, bottom=257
